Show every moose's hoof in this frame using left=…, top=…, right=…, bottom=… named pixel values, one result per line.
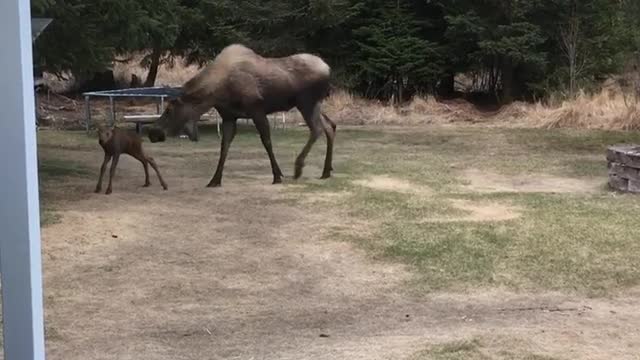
left=162, top=185, right=168, bottom=190
left=105, top=188, right=112, bottom=195
left=207, top=182, right=221, bottom=188
left=94, top=187, right=101, bottom=193
left=273, top=177, right=283, bottom=185
left=320, top=173, right=331, bottom=180
left=143, top=183, right=151, bottom=188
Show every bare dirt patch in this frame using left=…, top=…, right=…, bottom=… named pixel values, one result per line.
left=461, top=168, right=602, bottom=194
left=300, top=190, right=354, bottom=204
left=352, top=175, right=432, bottom=195
left=38, top=133, right=640, bottom=360
left=421, top=199, right=521, bottom=223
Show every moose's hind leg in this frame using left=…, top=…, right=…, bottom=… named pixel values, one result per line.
left=294, top=103, right=323, bottom=179
left=320, top=112, right=336, bottom=179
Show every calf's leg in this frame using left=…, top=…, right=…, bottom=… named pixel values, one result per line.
left=132, top=152, right=151, bottom=187
left=95, top=153, right=112, bottom=193
left=105, top=153, right=120, bottom=195
left=147, top=156, right=168, bottom=190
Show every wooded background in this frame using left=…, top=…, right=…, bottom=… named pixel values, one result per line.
left=31, top=0, right=640, bottom=105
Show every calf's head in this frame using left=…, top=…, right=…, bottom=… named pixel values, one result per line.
left=97, top=126, right=114, bottom=145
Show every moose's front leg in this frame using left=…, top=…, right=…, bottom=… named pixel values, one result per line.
left=207, top=119, right=237, bottom=187
left=252, top=112, right=283, bottom=184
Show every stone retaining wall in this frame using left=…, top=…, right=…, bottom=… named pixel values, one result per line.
left=607, top=145, right=640, bottom=193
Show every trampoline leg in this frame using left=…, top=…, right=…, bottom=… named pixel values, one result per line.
left=109, top=96, right=115, bottom=127
left=85, top=95, right=91, bottom=134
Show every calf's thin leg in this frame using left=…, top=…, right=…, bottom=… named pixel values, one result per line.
left=105, top=153, right=120, bottom=195
left=147, top=156, right=168, bottom=190
left=207, top=118, right=237, bottom=187
left=95, top=153, right=112, bottom=193
left=294, top=103, right=323, bottom=179
left=252, top=112, right=284, bottom=184
left=132, top=152, right=151, bottom=187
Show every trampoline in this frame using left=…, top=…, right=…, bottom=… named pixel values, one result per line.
left=82, top=86, right=288, bottom=137
left=82, top=86, right=183, bottom=131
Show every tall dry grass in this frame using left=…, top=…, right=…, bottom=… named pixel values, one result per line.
left=320, top=90, right=482, bottom=126
left=40, top=52, right=640, bottom=130
left=522, top=88, right=640, bottom=130
left=321, top=86, right=640, bottom=130
left=41, top=52, right=202, bottom=93
left=112, top=52, right=202, bottom=87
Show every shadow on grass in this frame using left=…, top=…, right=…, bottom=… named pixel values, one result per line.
left=38, top=157, right=92, bottom=226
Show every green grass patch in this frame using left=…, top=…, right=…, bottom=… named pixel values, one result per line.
left=37, top=126, right=640, bottom=295
left=39, top=157, right=92, bottom=181
left=285, top=126, right=640, bottom=295
left=410, top=339, right=561, bottom=360
left=37, top=141, right=93, bottom=227
left=413, top=339, right=488, bottom=360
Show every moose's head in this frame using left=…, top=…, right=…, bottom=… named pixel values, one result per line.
left=148, top=97, right=199, bottom=143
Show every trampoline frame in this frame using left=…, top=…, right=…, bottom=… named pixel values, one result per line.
left=82, top=86, right=183, bottom=132
left=82, top=86, right=288, bottom=137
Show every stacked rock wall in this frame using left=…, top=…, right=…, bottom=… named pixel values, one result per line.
left=607, top=145, right=640, bottom=193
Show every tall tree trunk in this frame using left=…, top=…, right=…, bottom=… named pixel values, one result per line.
left=144, top=46, right=162, bottom=87
left=398, top=76, right=403, bottom=106
left=561, top=0, right=579, bottom=98
left=437, top=71, right=455, bottom=98
left=501, top=57, right=514, bottom=104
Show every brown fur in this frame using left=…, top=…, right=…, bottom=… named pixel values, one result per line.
left=95, top=126, right=168, bottom=194
left=147, top=43, right=336, bottom=187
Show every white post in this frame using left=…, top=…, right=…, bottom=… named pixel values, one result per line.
left=0, top=0, right=47, bottom=359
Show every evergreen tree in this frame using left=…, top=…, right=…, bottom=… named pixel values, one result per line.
left=351, top=0, right=444, bottom=102
left=30, top=0, right=640, bottom=101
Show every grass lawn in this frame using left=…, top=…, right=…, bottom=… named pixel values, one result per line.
left=38, top=124, right=640, bottom=296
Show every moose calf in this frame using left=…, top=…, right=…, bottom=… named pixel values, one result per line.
left=95, top=126, right=168, bottom=194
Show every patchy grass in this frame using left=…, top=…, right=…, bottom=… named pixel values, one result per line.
left=39, top=157, right=92, bottom=181
left=412, top=339, right=488, bottom=360
left=410, top=339, right=561, bottom=360
left=38, top=147, right=93, bottom=226
left=36, top=125, right=640, bottom=295
left=283, top=126, right=640, bottom=295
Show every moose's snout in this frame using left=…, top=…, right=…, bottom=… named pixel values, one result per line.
left=148, top=128, right=166, bottom=143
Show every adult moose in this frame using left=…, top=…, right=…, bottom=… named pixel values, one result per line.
left=146, top=44, right=336, bottom=187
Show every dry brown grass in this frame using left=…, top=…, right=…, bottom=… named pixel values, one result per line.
left=320, top=90, right=472, bottom=126
left=40, top=52, right=640, bottom=131
left=112, top=51, right=202, bottom=87
left=41, top=52, right=202, bottom=93
left=321, top=85, right=640, bottom=130
left=523, top=88, right=640, bottom=130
